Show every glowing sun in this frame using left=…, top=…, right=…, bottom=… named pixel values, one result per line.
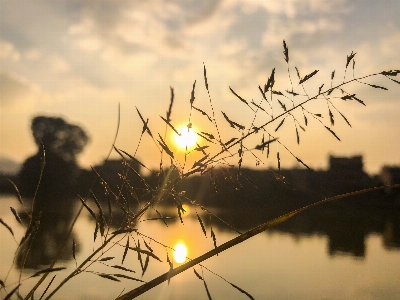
left=174, top=125, right=197, bottom=149
left=173, top=243, right=188, bottom=263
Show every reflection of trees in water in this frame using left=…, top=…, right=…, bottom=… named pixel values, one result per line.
left=16, top=116, right=88, bottom=269
left=383, top=212, right=400, bottom=250
left=213, top=199, right=400, bottom=258
left=162, top=169, right=400, bottom=258
left=17, top=199, right=79, bottom=269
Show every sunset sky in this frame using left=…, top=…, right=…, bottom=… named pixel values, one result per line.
left=1, top=0, right=399, bottom=174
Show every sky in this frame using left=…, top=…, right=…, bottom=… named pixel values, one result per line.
left=0, top=0, right=399, bottom=175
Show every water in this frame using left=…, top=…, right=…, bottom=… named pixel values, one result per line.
left=1, top=195, right=400, bottom=299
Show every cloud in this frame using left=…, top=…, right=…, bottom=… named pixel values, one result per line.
left=0, top=72, right=38, bottom=107
left=0, top=39, right=20, bottom=61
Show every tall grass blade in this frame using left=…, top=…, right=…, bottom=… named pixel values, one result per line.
left=31, top=267, right=66, bottom=278
left=129, top=247, right=162, bottom=262
left=211, top=227, right=217, bottom=253
left=137, top=240, right=144, bottom=271
left=4, top=284, right=20, bottom=300
left=203, top=280, right=213, bottom=300
left=166, top=252, right=173, bottom=284
left=112, top=265, right=136, bottom=273
left=197, top=132, right=214, bottom=143
left=143, top=239, right=153, bottom=253
left=78, top=196, right=96, bottom=220
left=72, top=239, right=76, bottom=261
left=254, top=138, right=278, bottom=150
left=346, top=51, right=356, bottom=68
left=99, top=257, right=114, bottom=262
left=272, top=90, right=284, bottom=96
left=299, top=70, right=319, bottom=84
left=203, top=64, right=209, bottom=91
left=136, top=107, right=153, bottom=137
left=153, top=209, right=169, bottom=227
left=94, top=220, right=99, bottom=242
left=275, top=118, right=285, bottom=132
left=38, top=275, right=56, bottom=300
left=194, top=145, right=209, bottom=152
left=10, top=207, right=22, bottom=224
left=221, top=111, right=245, bottom=130
left=329, top=109, right=334, bottom=126
left=380, top=70, right=400, bottom=76
left=338, top=111, right=352, bottom=127
left=157, top=134, right=174, bottom=159
left=286, top=89, right=299, bottom=96
left=166, top=87, right=174, bottom=122
left=366, top=83, right=388, bottom=90
left=295, top=66, right=301, bottom=80
left=324, top=126, right=341, bottom=141
left=278, top=99, right=286, bottom=111
left=264, top=68, right=275, bottom=92
left=196, top=212, right=207, bottom=237
left=193, top=106, right=213, bottom=123
left=200, top=131, right=215, bottom=140
left=295, top=156, right=312, bottom=170
left=229, top=87, right=254, bottom=111
left=230, top=282, right=255, bottom=300
left=224, top=137, right=237, bottom=146
left=318, top=84, right=324, bottom=95
left=97, top=273, right=120, bottom=282
left=0, top=218, right=14, bottom=237
left=7, top=179, right=23, bottom=205
left=193, top=268, right=203, bottom=280
left=283, top=40, right=289, bottom=63
left=190, top=80, right=197, bottom=106
left=160, top=116, right=180, bottom=136
left=142, top=255, right=150, bottom=277
left=177, top=205, right=184, bottom=224
left=277, top=152, right=281, bottom=171
left=114, top=274, right=144, bottom=282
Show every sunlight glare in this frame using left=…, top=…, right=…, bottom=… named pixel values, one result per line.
left=174, top=125, right=197, bottom=149
left=173, top=243, right=188, bottom=263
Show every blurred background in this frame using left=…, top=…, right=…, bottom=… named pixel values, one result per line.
left=1, top=2, right=400, bottom=299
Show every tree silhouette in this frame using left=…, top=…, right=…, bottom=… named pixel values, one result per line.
left=31, top=116, right=88, bottom=162
left=19, top=116, right=89, bottom=202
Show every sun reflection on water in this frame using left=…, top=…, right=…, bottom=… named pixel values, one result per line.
left=173, top=243, right=188, bottom=263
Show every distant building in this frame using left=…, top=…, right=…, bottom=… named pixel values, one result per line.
left=381, top=166, right=400, bottom=195
left=325, top=155, right=370, bottom=194
left=329, top=155, right=363, bottom=173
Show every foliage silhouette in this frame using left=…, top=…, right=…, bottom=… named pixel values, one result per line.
left=18, top=116, right=89, bottom=200
left=31, top=116, right=88, bottom=162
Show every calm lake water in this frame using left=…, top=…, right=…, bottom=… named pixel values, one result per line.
left=1, top=195, right=400, bottom=300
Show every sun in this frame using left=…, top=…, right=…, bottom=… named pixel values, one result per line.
left=173, top=243, right=188, bottom=263
left=174, top=125, right=198, bottom=149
